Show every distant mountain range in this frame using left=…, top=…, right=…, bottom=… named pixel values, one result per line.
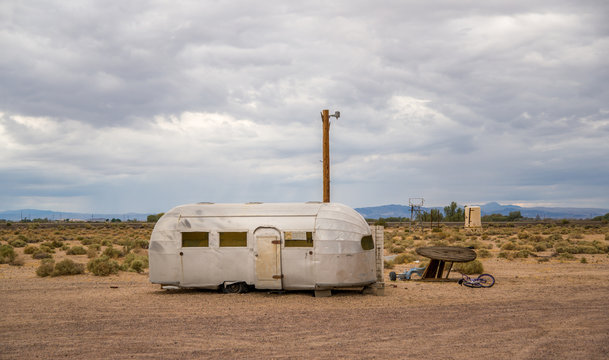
left=0, top=209, right=150, bottom=222
left=1, top=202, right=608, bottom=222
left=355, top=202, right=609, bottom=220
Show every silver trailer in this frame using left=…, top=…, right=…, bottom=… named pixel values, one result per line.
left=149, top=202, right=378, bottom=295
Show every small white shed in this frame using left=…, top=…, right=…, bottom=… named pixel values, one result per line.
left=464, top=205, right=482, bottom=228
left=149, top=202, right=378, bottom=294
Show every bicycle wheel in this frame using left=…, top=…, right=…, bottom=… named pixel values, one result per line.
left=476, top=274, right=495, bottom=288
left=462, top=280, right=479, bottom=288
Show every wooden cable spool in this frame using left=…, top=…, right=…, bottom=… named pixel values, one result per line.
left=415, top=246, right=477, bottom=280
left=416, top=246, right=477, bottom=262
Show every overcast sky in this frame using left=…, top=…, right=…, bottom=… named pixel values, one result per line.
left=1, top=1, right=608, bottom=213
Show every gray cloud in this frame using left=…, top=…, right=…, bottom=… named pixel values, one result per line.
left=1, top=1, right=608, bottom=212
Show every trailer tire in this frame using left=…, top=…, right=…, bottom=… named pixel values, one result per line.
left=223, top=282, right=248, bottom=294
left=389, top=271, right=397, bottom=281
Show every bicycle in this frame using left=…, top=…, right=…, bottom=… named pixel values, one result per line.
left=458, top=273, right=495, bottom=288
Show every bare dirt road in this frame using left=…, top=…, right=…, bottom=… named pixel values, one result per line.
left=2, top=257, right=609, bottom=359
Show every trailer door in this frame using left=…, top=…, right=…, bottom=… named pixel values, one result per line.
left=254, top=227, right=282, bottom=289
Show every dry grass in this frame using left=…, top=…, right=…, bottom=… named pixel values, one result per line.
left=383, top=222, right=609, bottom=269
left=0, top=223, right=153, bottom=277
left=2, top=221, right=609, bottom=358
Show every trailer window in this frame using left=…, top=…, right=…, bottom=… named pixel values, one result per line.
left=361, top=235, right=374, bottom=250
left=182, top=232, right=209, bottom=247
left=219, top=232, right=247, bottom=247
left=284, top=231, right=313, bottom=247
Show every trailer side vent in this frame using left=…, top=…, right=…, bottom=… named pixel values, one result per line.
left=361, top=235, right=374, bottom=250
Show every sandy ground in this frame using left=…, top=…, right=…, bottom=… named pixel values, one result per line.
left=2, top=256, right=609, bottom=359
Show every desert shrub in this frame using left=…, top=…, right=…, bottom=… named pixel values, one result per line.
left=575, top=245, right=602, bottom=254
left=38, top=244, right=55, bottom=254
left=66, top=246, right=87, bottom=255
left=9, top=239, right=26, bottom=248
left=450, top=234, right=465, bottom=242
left=517, top=232, right=529, bottom=240
left=455, top=259, right=484, bottom=274
left=86, top=247, right=98, bottom=258
left=537, top=257, right=550, bottom=263
left=50, top=239, right=64, bottom=248
left=476, top=249, right=492, bottom=258
left=23, top=245, right=38, bottom=254
left=88, top=243, right=101, bottom=251
left=123, top=253, right=149, bottom=273
left=569, top=232, right=584, bottom=240
left=41, top=241, right=58, bottom=249
left=32, top=251, right=52, bottom=259
left=36, top=259, right=55, bottom=277
left=134, top=239, right=149, bottom=249
left=52, top=259, right=85, bottom=276
left=597, top=244, right=609, bottom=254
left=556, top=245, right=601, bottom=254
left=481, top=234, right=489, bottom=240
left=533, top=243, right=547, bottom=252
left=580, top=257, right=588, bottom=264
left=390, top=245, right=405, bottom=254
left=548, top=233, right=562, bottom=241
left=115, top=238, right=135, bottom=250
left=0, top=244, right=16, bottom=264
left=605, top=233, right=609, bottom=241
left=384, top=238, right=394, bottom=248
left=130, top=260, right=144, bottom=273
left=87, top=256, right=120, bottom=276
left=17, top=234, right=30, bottom=242
left=102, top=246, right=123, bottom=258
left=497, top=251, right=513, bottom=260
left=501, top=242, right=517, bottom=251
left=101, top=239, right=112, bottom=246
left=80, top=238, right=100, bottom=246
left=514, top=250, right=530, bottom=258
left=61, top=244, right=70, bottom=251
left=558, top=252, right=575, bottom=260
left=384, top=260, right=394, bottom=269
left=393, top=253, right=415, bottom=265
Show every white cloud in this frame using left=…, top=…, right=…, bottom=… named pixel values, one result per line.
left=1, top=1, right=608, bottom=212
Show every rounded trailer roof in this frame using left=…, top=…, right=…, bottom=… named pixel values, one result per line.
left=169, top=202, right=324, bottom=217
left=158, top=202, right=370, bottom=235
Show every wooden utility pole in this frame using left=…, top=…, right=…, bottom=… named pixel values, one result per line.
left=322, top=109, right=330, bottom=203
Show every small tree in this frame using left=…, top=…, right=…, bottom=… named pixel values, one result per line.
left=507, top=211, right=523, bottom=221
left=147, top=213, right=165, bottom=223
left=443, top=201, right=465, bottom=222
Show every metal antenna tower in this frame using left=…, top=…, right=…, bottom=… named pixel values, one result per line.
left=409, top=198, right=424, bottom=232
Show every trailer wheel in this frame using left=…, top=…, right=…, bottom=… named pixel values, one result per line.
left=389, top=271, right=397, bottom=281
left=223, top=282, right=248, bottom=294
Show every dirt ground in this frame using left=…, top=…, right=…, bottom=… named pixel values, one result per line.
left=2, top=255, right=609, bottom=359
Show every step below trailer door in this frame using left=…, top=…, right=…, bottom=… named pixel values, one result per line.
left=254, top=228, right=282, bottom=290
